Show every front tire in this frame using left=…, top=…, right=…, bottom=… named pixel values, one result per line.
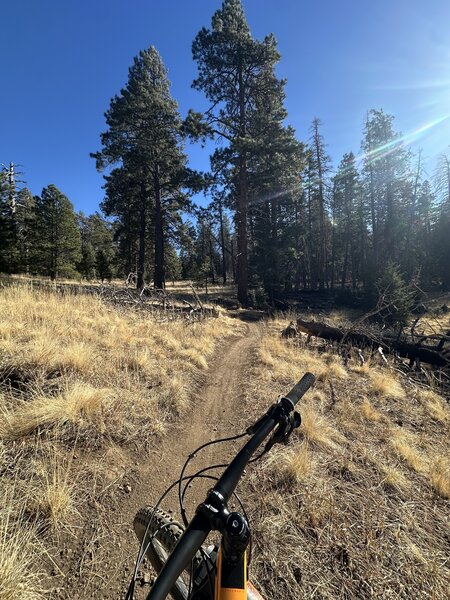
left=134, top=507, right=191, bottom=600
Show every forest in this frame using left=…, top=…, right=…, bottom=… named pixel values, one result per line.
left=1, top=0, right=449, bottom=310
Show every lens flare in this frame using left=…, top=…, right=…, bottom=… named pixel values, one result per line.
left=360, top=115, right=450, bottom=167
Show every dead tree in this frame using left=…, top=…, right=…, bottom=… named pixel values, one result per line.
left=296, top=318, right=449, bottom=369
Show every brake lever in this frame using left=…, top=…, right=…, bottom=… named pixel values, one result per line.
left=264, top=410, right=301, bottom=452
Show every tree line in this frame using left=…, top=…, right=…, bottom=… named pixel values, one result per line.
left=1, top=0, right=449, bottom=305
left=0, top=178, right=115, bottom=281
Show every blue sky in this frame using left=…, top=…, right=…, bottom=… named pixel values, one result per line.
left=1, top=0, right=450, bottom=214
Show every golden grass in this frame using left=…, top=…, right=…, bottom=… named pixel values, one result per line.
left=258, top=333, right=347, bottom=386
left=0, top=284, right=240, bottom=594
left=3, top=383, right=109, bottom=439
left=31, top=450, right=78, bottom=531
left=265, top=442, right=314, bottom=486
left=381, top=465, right=410, bottom=491
left=416, top=389, right=449, bottom=423
left=0, top=495, right=45, bottom=600
left=368, top=370, right=405, bottom=398
left=429, top=456, right=450, bottom=499
left=300, top=406, right=343, bottom=449
left=360, top=398, right=384, bottom=422
left=243, top=318, right=450, bottom=600
left=390, top=430, right=428, bottom=474
left=0, top=285, right=237, bottom=443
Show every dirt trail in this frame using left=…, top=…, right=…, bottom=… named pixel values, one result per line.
left=78, top=320, right=262, bottom=600
left=145, top=321, right=261, bottom=502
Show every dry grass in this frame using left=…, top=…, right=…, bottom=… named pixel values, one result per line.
left=0, top=285, right=237, bottom=444
left=264, top=442, right=315, bottom=486
left=31, top=450, right=78, bottom=531
left=367, top=369, right=406, bottom=398
left=416, top=389, right=449, bottom=423
left=390, top=429, right=429, bottom=474
left=360, top=398, right=384, bottom=422
left=300, top=406, right=343, bottom=449
left=429, top=456, right=450, bottom=499
left=242, top=317, right=450, bottom=600
left=0, top=492, right=45, bottom=600
left=3, top=383, right=110, bottom=439
left=0, top=284, right=240, bottom=595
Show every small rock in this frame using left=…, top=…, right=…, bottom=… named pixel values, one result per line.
left=123, top=484, right=132, bottom=493
left=140, top=571, right=152, bottom=585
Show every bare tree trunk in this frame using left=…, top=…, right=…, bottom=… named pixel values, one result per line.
left=218, top=200, right=227, bottom=284
left=209, top=234, right=215, bottom=284
left=365, top=114, right=378, bottom=266
left=236, top=54, right=249, bottom=306
left=312, top=121, right=326, bottom=290
left=230, top=237, right=236, bottom=283
left=341, top=242, right=349, bottom=289
left=137, top=182, right=147, bottom=290
left=153, top=164, right=165, bottom=290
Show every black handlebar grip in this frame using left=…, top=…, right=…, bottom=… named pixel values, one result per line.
left=283, top=372, right=316, bottom=408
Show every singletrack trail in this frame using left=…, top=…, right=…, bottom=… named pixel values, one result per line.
left=83, top=320, right=262, bottom=600
left=145, top=321, right=262, bottom=500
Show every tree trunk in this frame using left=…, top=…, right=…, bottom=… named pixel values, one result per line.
left=230, top=237, right=236, bottom=283
left=296, top=319, right=449, bottom=368
left=341, top=241, right=349, bottom=289
left=137, top=182, right=147, bottom=290
left=236, top=53, right=249, bottom=306
left=209, top=235, right=215, bottom=284
left=366, top=115, right=378, bottom=265
left=153, top=164, right=165, bottom=290
left=219, top=201, right=227, bottom=285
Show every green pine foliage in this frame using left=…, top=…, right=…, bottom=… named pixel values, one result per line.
left=32, top=185, right=82, bottom=280
left=92, top=46, right=188, bottom=290
left=191, top=0, right=291, bottom=305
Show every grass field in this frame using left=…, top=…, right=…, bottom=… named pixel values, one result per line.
left=244, top=316, right=449, bottom=599
left=0, top=284, right=238, bottom=599
left=0, top=284, right=448, bottom=599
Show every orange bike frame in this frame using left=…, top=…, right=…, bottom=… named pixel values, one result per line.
left=214, top=546, right=265, bottom=600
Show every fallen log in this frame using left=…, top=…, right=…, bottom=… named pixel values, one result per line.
left=296, top=319, right=449, bottom=369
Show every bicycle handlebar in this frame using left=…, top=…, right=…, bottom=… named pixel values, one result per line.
left=283, top=372, right=317, bottom=409
left=145, top=373, right=316, bottom=600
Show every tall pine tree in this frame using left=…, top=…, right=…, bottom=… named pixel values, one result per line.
left=93, top=46, right=187, bottom=289
left=191, top=0, right=288, bottom=305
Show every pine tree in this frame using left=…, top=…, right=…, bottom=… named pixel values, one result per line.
left=191, top=0, right=288, bottom=305
left=0, top=169, right=11, bottom=272
left=15, top=188, right=36, bottom=274
left=92, top=46, right=187, bottom=289
left=362, top=109, right=411, bottom=270
left=101, top=167, right=141, bottom=277
left=331, top=152, right=362, bottom=290
left=0, top=167, right=20, bottom=272
left=78, top=213, right=97, bottom=279
left=77, top=212, right=115, bottom=280
left=33, top=185, right=81, bottom=280
left=310, top=119, right=332, bottom=289
left=433, top=151, right=450, bottom=289
left=179, top=221, right=197, bottom=280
